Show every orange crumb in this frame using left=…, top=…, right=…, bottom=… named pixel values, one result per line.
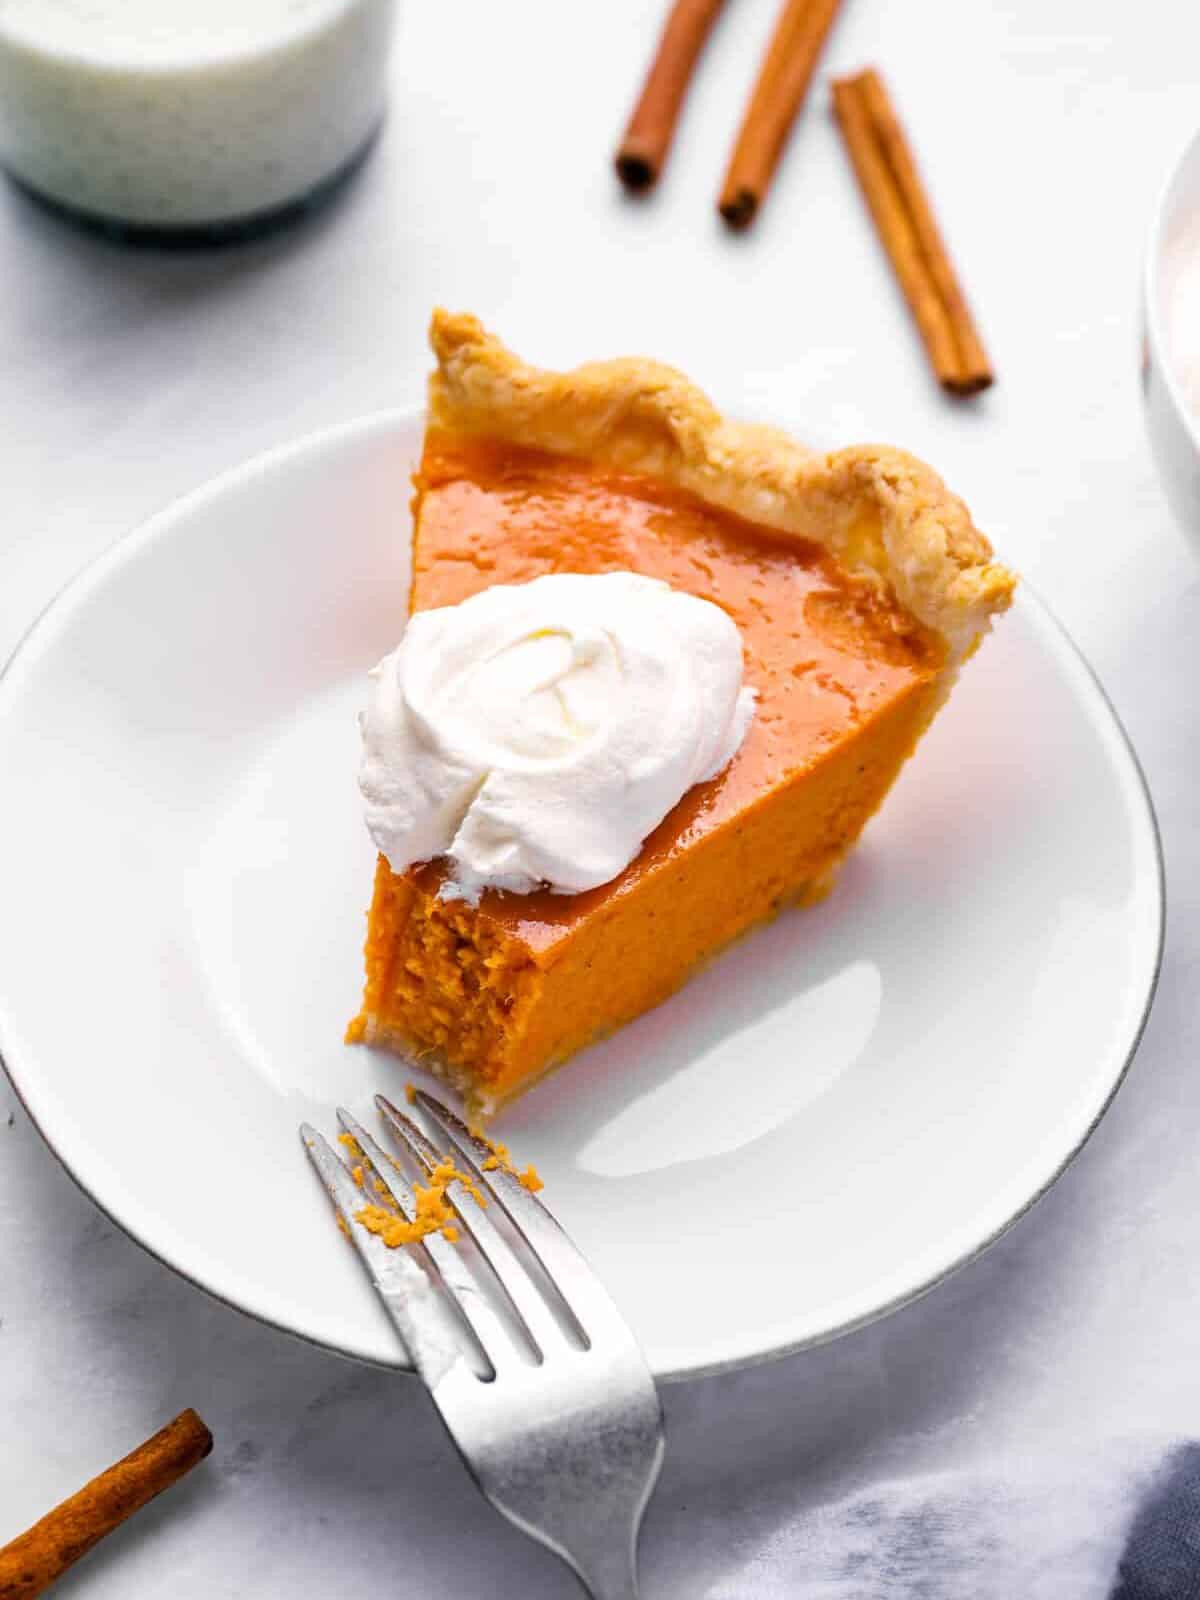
left=355, top=1157, right=479, bottom=1249
left=481, top=1140, right=511, bottom=1173
left=336, top=1212, right=350, bottom=1237
left=468, top=1124, right=543, bottom=1195
left=344, top=1111, right=543, bottom=1251
left=338, top=1131, right=363, bottom=1160
left=455, top=1170, right=489, bottom=1210
left=404, top=1082, right=417, bottom=1105
left=344, top=1013, right=367, bottom=1045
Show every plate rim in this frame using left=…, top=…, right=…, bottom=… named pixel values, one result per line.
left=0, top=410, right=1166, bottom=1384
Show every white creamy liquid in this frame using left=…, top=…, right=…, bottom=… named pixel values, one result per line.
left=0, top=0, right=396, bottom=226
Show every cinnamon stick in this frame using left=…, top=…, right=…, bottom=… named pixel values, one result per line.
left=615, top=0, right=729, bottom=192
left=718, top=0, right=846, bottom=228
left=831, top=68, right=993, bottom=395
left=0, top=1409, right=213, bottom=1599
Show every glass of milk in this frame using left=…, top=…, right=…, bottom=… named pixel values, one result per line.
left=0, top=0, right=397, bottom=238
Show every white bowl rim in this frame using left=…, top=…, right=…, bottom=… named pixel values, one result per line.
left=1143, top=123, right=1200, bottom=457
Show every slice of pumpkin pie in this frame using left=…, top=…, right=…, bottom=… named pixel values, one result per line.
left=347, top=310, right=1016, bottom=1113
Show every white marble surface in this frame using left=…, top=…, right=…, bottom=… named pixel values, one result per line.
left=1, top=1, right=1199, bottom=1593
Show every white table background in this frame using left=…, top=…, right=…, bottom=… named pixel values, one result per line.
left=1, top=1, right=1198, bottom=1594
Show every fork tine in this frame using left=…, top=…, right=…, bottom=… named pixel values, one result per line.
left=336, top=1109, right=521, bottom=1373
left=411, top=1091, right=637, bottom=1351
left=377, top=1094, right=571, bottom=1357
left=335, top=1106, right=420, bottom=1212
left=301, top=1124, right=476, bottom=1389
left=375, top=1093, right=448, bottom=1172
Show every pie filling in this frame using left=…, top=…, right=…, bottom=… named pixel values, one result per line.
left=349, top=431, right=949, bottom=1110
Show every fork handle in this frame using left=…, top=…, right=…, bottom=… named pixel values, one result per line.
left=575, top=1571, right=639, bottom=1599
left=569, top=1545, right=641, bottom=1600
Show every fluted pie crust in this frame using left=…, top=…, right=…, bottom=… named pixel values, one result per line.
left=427, top=311, right=1013, bottom=663
left=348, top=311, right=1017, bottom=1114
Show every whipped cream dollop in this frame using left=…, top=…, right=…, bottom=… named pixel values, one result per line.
left=359, top=571, right=756, bottom=902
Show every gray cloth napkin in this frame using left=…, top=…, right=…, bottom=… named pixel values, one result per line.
left=704, top=1441, right=1200, bottom=1598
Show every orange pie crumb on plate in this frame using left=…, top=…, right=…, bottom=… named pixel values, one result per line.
left=348, top=311, right=1017, bottom=1115
left=335, top=1099, right=544, bottom=1252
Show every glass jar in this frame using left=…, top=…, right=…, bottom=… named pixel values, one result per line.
left=0, top=0, right=397, bottom=241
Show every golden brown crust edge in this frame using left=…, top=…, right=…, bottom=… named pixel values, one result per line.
left=427, top=309, right=1016, bottom=661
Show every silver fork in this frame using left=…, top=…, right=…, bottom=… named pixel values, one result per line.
left=301, top=1090, right=665, bottom=1600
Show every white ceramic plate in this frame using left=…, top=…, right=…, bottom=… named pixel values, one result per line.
left=0, top=413, right=1163, bottom=1381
